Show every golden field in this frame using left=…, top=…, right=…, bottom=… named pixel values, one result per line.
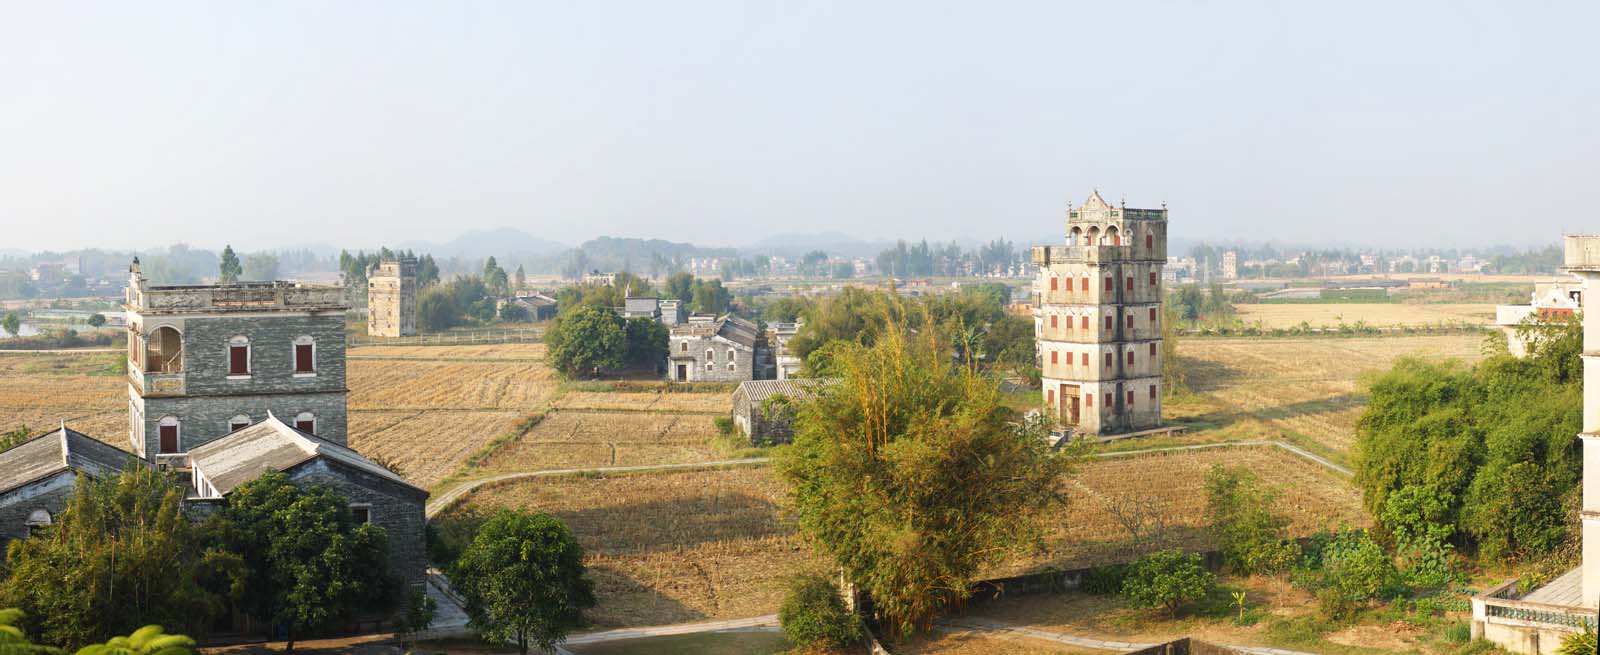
left=473, top=410, right=724, bottom=474
left=441, top=444, right=1361, bottom=628
left=0, top=352, right=127, bottom=445
left=1170, top=334, right=1484, bottom=460
left=1231, top=302, right=1494, bottom=329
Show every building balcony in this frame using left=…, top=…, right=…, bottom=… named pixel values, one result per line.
left=129, top=366, right=186, bottom=397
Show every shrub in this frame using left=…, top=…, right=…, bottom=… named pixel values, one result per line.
left=778, top=574, right=863, bottom=650
left=1080, top=564, right=1128, bottom=595
left=713, top=416, right=736, bottom=436
left=1120, top=550, right=1215, bottom=616
left=1558, top=630, right=1597, bottom=655
left=1315, top=530, right=1396, bottom=619
left=1205, top=465, right=1300, bottom=575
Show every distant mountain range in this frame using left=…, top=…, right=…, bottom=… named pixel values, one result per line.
left=398, top=227, right=569, bottom=260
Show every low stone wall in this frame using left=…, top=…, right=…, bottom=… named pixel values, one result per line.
left=1127, top=638, right=1249, bottom=655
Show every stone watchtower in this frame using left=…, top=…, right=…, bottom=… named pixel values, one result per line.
left=124, top=259, right=350, bottom=464
left=1031, top=191, right=1167, bottom=435
left=1565, top=235, right=1600, bottom=607
left=367, top=258, right=417, bottom=337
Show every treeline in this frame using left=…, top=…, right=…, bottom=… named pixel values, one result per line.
left=543, top=271, right=736, bottom=378
left=781, top=283, right=1034, bottom=376
left=874, top=238, right=1021, bottom=278
left=0, top=468, right=427, bottom=651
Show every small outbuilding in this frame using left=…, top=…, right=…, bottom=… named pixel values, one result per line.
left=731, top=379, right=828, bottom=445
left=188, top=414, right=430, bottom=586
left=0, top=425, right=139, bottom=543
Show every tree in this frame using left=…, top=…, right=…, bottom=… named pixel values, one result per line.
left=0, top=608, right=56, bottom=654
left=0, top=468, right=235, bottom=650
left=499, top=302, right=531, bottom=322
left=451, top=510, right=595, bottom=655
left=215, top=472, right=396, bottom=654
left=217, top=246, right=241, bottom=284
left=391, top=589, right=436, bottom=653
left=1204, top=466, right=1298, bottom=575
left=483, top=257, right=509, bottom=296
left=544, top=306, right=626, bottom=378
left=689, top=278, right=731, bottom=315
left=3, top=312, right=22, bottom=337
left=241, top=254, right=279, bottom=281
left=1311, top=530, right=1395, bottom=619
left=1119, top=550, right=1215, bottom=616
left=777, top=574, right=863, bottom=650
left=74, top=625, right=197, bottom=655
left=623, top=317, right=668, bottom=366
left=417, top=287, right=460, bottom=332
left=776, top=324, right=1069, bottom=635
left=513, top=265, right=527, bottom=291
left=0, top=425, right=29, bottom=451
left=416, top=255, right=440, bottom=288
left=664, top=272, right=695, bottom=303
left=86, top=314, right=106, bottom=328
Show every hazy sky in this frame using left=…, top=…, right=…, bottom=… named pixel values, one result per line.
left=3, top=1, right=1596, bottom=252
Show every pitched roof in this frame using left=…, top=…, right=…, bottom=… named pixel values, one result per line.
left=733, top=379, right=832, bottom=405
left=0, top=425, right=136, bottom=495
left=188, top=415, right=424, bottom=498
left=717, top=316, right=761, bottom=347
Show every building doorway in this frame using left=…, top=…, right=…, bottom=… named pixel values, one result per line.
left=1060, top=384, right=1081, bottom=426
left=676, top=364, right=687, bottom=381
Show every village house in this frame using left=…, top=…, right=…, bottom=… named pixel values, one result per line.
left=767, top=321, right=803, bottom=380
left=0, top=425, right=136, bottom=544
left=366, top=257, right=417, bottom=337
left=505, top=292, right=559, bottom=321
left=1496, top=280, right=1583, bottom=357
left=668, top=315, right=768, bottom=382
left=187, top=415, right=429, bottom=585
left=730, top=379, right=826, bottom=445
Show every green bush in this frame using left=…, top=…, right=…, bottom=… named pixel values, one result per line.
left=1205, top=465, right=1301, bottom=575
left=1557, top=630, right=1597, bottom=655
left=1315, top=530, right=1396, bottom=619
left=1120, top=550, right=1215, bottom=616
left=714, top=416, right=736, bottom=436
left=1080, top=564, right=1128, bottom=595
left=778, top=574, right=863, bottom=650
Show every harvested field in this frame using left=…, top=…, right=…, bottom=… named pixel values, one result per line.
left=445, top=467, right=828, bottom=628
left=1232, top=303, right=1493, bottom=329
left=991, top=445, right=1365, bottom=577
left=0, top=352, right=127, bottom=448
left=552, top=390, right=730, bottom=414
left=443, top=445, right=1357, bottom=627
left=346, top=410, right=525, bottom=487
left=895, top=631, right=1098, bottom=655
left=347, top=359, right=558, bottom=411
left=346, top=343, right=545, bottom=361
left=1172, top=334, right=1484, bottom=458
left=476, top=411, right=722, bottom=473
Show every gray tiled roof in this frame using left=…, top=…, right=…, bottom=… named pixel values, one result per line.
left=189, top=415, right=423, bottom=497
left=733, top=379, right=831, bottom=405
left=0, top=426, right=136, bottom=495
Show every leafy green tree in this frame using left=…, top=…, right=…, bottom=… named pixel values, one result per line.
left=74, top=625, right=196, bottom=655
left=451, top=509, right=595, bottom=655
left=217, top=245, right=241, bottom=284
left=1119, top=550, right=1215, bottom=616
left=664, top=271, right=695, bottom=304
left=777, top=325, right=1069, bottom=636
left=0, top=425, right=28, bottom=451
left=983, top=314, right=1034, bottom=372
left=241, top=253, right=278, bottom=281
left=1313, top=530, right=1395, bottom=619
left=544, top=306, right=626, bottom=378
left=786, top=287, right=909, bottom=360
left=689, top=278, right=731, bottom=315
left=483, top=257, right=509, bottom=296
left=1, top=312, right=20, bottom=337
left=86, top=314, right=106, bottom=328
left=0, top=468, right=234, bottom=650
left=513, top=265, right=527, bottom=291
left=416, top=255, right=440, bottom=288
left=1204, top=466, right=1299, bottom=575
left=777, top=574, right=863, bottom=650
left=417, top=287, right=460, bottom=332
left=1380, top=485, right=1457, bottom=589
left=623, top=317, right=668, bottom=366
left=214, top=471, right=396, bottom=654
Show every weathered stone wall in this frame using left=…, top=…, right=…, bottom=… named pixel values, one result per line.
left=367, top=259, right=417, bottom=337
left=287, top=459, right=429, bottom=587
left=0, top=473, right=75, bottom=542
left=669, top=335, right=756, bottom=383
left=177, top=313, right=347, bottom=396
left=135, top=390, right=349, bottom=454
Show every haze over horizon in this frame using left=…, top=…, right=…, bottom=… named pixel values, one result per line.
left=3, top=2, right=1595, bottom=253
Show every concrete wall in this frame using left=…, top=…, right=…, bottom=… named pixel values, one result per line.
left=134, top=389, right=349, bottom=455
left=287, top=459, right=428, bottom=587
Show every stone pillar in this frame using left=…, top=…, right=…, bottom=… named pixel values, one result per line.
left=1565, top=235, right=1600, bottom=608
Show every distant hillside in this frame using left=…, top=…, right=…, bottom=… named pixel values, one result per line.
left=744, top=232, right=895, bottom=258
left=401, top=227, right=568, bottom=260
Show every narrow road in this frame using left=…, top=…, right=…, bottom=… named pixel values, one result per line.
left=425, top=458, right=771, bottom=517
left=939, top=616, right=1316, bottom=655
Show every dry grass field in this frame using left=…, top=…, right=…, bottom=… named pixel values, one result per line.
left=473, top=410, right=724, bottom=473
left=1232, top=303, right=1494, bottom=329
left=552, top=390, right=730, bottom=414
left=894, top=631, right=1098, bottom=654
left=1170, top=334, right=1484, bottom=461
left=443, top=444, right=1360, bottom=628
left=0, top=352, right=128, bottom=445
left=346, top=343, right=546, bottom=360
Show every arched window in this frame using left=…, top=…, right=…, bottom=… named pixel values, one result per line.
left=293, top=335, right=316, bottom=374
left=706, top=349, right=715, bottom=362
left=145, top=326, right=183, bottom=373
left=229, top=415, right=251, bottom=433
left=228, top=336, right=251, bottom=376
left=158, top=416, right=180, bottom=454
left=294, top=412, right=316, bottom=434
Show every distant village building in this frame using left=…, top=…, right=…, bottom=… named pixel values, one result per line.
left=125, top=259, right=349, bottom=462
left=668, top=315, right=768, bottom=383
left=581, top=271, right=618, bottom=286
left=506, top=292, right=559, bottom=321
left=767, top=321, right=803, bottom=380
left=623, top=296, right=662, bottom=321
left=731, top=379, right=826, bottom=445
left=1495, top=280, right=1582, bottom=357
left=367, top=258, right=417, bottom=337
left=1032, top=191, right=1165, bottom=436
left=188, top=415, right=428, bottom=585
left=659, top=299, right=685, bottom=326
left=0, top=426, right=134, bottom=543
left=1221, top=251, right=1238, bottom=280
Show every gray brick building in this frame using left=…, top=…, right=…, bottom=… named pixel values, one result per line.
left=124, top=259, right=349, bottom=463
left=188, top=415, right=429, bottom=586
left=668, top=315, right=768, bottom=383
left=0, top=426, right=138, bottom=544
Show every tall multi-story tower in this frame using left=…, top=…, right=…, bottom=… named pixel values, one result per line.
left=124, top=259, right=349, bottom=464
left=367, top=258, right=417, bottom=337
left=1222, top=251, right=1239, bottom=280
left=1564, top=235, right=1600, bottom=606
left=1032, top=191, right=1166, bottom=435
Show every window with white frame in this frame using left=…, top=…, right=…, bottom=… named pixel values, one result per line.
left=706, top=349, right=715, bottom=362
left=293, top=335, right=315, bottom=374
left=227, top=336, right=251, bottom=376
left=293, top=412, right=316, bottom=434
left=229, top=415, right=251, bottom=432
left=158, top=416, right=180, bottom=454
left=350, top=504, right=372, bottom=525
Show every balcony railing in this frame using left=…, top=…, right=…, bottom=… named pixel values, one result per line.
left=1473, top=579, right=1597, bottom=632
